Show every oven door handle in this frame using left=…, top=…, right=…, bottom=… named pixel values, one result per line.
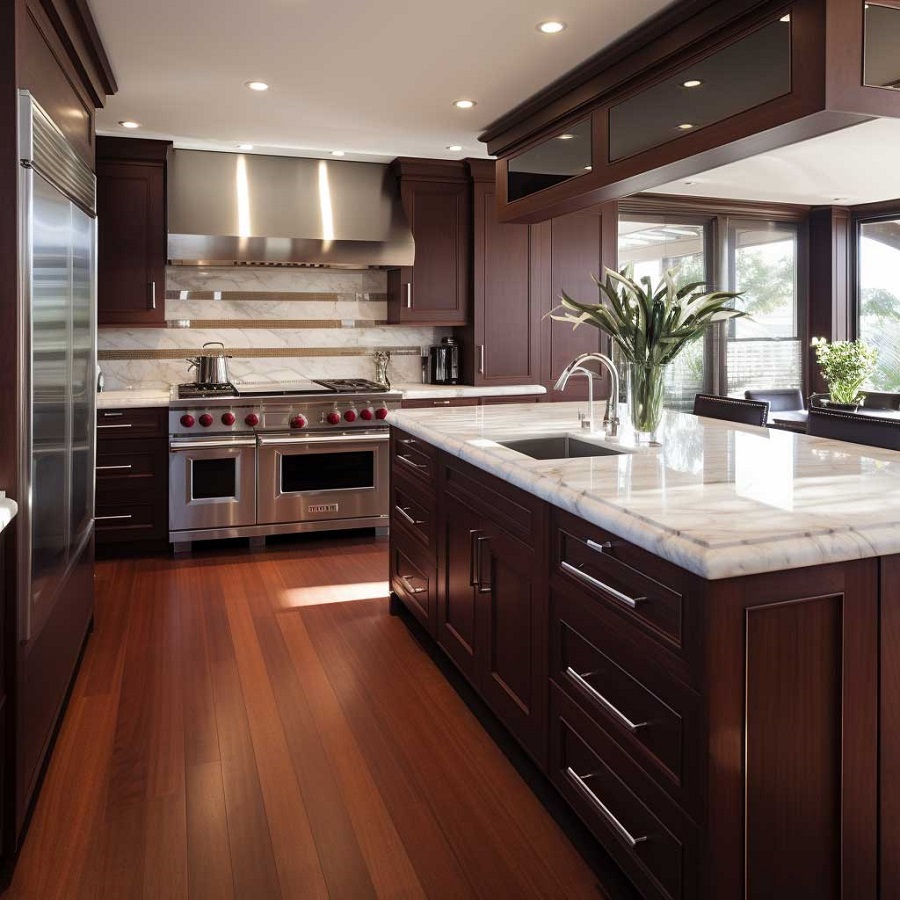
left=257, top=432, right=389, bottom=447
left=170, top=439, right=258, bottom=452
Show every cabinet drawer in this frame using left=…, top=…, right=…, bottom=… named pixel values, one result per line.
left=391, top=472, right=436, bottom=555
left=401, top=397, right=479, bottom=409
left=480, top=396, right=541, bottom=405
left=551, top=588, right=700, bottom=814
left=550, top=685, right=695, bottom=900
left=554, top=511, right=687, bottom=653
left=391, top=429, right=437, bottom=490
left=95, top=502, right=163, bottom=540
left=96, top=446, right=159, bottom=479
left=390, top=532, right=436, bottom=635
left=97, top=407, right=167, bottom=440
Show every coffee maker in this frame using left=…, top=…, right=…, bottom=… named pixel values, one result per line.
left=429, top=337, right=460, bottom=385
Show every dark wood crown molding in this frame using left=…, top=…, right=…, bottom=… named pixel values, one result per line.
left=622, top=192, right=810, bottom=222
left=96, top=136, right=171, bottom=163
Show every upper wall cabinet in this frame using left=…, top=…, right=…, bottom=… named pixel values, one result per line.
left=387, top=159, right=470, bottom=325
left=96, top=137, right=171, bottom=327
left=485, top=0, right=900, bottom=223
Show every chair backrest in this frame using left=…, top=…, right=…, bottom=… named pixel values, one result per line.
left=862, top=391, right=900, bottom=411
left=807, top=407, right=900, bottom=451
left=692, top=393, right=770, bottom=427
left=744, top=388, right=805, bottom=412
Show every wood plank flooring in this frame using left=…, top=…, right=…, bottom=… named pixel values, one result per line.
left=5, top=534, right=608, bottom=899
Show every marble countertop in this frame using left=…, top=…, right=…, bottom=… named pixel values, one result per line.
left=390, top=402, right=900, bottom=580
left=96, top=383, right=547, bottom=409
left=0, top=495, right=18, bottom=536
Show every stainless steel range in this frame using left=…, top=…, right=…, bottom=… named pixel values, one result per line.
left=168, top=379, right=401, bottom=552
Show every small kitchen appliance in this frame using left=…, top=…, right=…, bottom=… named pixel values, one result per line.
left=428, top=337, right=460, bottom=385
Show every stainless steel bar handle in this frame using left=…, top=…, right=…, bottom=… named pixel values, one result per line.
left=586, top=539, right=614, bottom=554
left=565, top=667, right=647, bottom=732
left=479, top=345, right=485, bottom=375
left=97, top=464, right=133, bottom=471
left=397, top=454, right=428, bottom=471
left=565, top=767, right=646, bottom=848
left=395, top=505, right=424, bottom=527
left=406, top=283, right=412, bottom=309
left=399, top=575, right=425, bottom=595
left=468, top=529, right=483, bottom=588
left=97, top=423, right=133, bottom=430
left=258, top=433, right=389, bottom=446
left=101, top=411, right=124, bottom=418
left=475, top=535, right=491, bottom=593
left=95, top=514, right=133, bottom=522
left=170, top=439, right=258, bottom=451
left=560, top=561, right=645, bottom=609
left=149, top=281, right=156, bottom=310
left=399, top=437, right=417, bottom=445
left=434, top=400, right=451, bottom=406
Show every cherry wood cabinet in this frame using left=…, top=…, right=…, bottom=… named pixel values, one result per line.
left=387, top=159, right=470, bottom=325
left=96, top=137, right=170, bottom=327
left=389, top=428, right=883, bottom=899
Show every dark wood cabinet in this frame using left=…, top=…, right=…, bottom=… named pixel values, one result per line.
left=95, top=407, right=168, bottom=547
left=96, top=137, right=170, bottom=327
left=387, top=159, right=470, bottom=325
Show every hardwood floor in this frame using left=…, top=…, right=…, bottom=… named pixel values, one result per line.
left=5, top=534, right=609, bottom=898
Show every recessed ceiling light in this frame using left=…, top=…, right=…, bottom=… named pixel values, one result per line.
left=677, top=123, right=697, bottom=130
left=331, top=150, right=345, bottom=156
left=237, top=143, right=254, bottom=150
left=780, top=13, right=790, bottom=22
left=537, top=21, right=566, bottom=34
left=833, top=196, right=849, bottom=202
left=446, top=145, right=463, bottom=152
left=682, top=79, right=703, bottom=88
left=118, top=120, right=140, bottom=129
left=684, top=180, right=698, bottom=185
left=245, top=81, right=270, bottom=92
left=453, top=99, right=476, bottom=109
left=557, top=133, right=576, bottom=140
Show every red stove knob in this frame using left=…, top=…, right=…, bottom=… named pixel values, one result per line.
left=375, top=406, right=389, bottom=420
left=326, top=411, right=342, bottom=425
left=290, top=415, right=307, bottom=429
left=180, top=414, right=195, bottom=428
left=360, top=407, right=374, bottom=421
left=198, top=413, right=214, bottom=427
left=245, top=412, right=260, bottom=427
left=221, top=412, right=236, bottom=426
left=344, top=408, right=357, bottom=422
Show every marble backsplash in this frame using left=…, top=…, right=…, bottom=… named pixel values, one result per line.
left=98, top=266, right=446, bottom=389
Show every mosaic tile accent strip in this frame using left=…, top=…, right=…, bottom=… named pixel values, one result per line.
left=165, top=290, right=389, bottom=302
left=165, top=319, right=389, bottom=329
left=99, top=346, right=422, bottom=361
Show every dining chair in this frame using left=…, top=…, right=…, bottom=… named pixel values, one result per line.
left=807, top=406, right=900, bottom=451
left=744, top=388, right=804, bottom=412
left=692, top=393, right=770, bottom=427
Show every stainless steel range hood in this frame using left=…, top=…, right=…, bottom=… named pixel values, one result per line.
left=167, top=149, right=415, bottom=268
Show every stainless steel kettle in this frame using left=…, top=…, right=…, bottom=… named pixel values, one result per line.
left=186, top=342, right=232, bottom=385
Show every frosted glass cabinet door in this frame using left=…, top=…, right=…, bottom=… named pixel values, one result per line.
left=30, top=171, right=72, bottom=607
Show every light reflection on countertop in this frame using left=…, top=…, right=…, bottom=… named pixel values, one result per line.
left=390, top=402, right=900, bottom=579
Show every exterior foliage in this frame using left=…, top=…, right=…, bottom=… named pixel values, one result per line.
left=811, top=337, right=879, bottom=406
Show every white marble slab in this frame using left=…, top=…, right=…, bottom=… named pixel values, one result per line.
left=397, top=383, right=547, bottom=400
left=0, top=496, right=18, bottom=535
left=389, top=403, right=900, bottom=580
left=97, top=389, right=170, bottom=409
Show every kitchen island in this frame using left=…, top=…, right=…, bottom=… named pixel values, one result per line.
left=388, top=402, right=898, bottom=900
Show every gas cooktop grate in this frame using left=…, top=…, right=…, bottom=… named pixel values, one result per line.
left=313, top=378, right=390, bottom=393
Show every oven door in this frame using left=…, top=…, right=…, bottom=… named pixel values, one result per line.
left=257, top=431, right=389, bottom=525
left=169, top=437, right=257, bottom=532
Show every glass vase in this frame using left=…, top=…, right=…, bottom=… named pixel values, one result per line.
left=627, top=363, right=667, bottom=443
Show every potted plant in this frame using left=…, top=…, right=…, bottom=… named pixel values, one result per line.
left=551, top=265, right=745, bottom=440
left=810, top=337, right=879, bottom=409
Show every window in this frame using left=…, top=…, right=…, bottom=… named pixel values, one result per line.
left=617, top=217, right=711, bottom=410
left=858, top=218, right=900, bottom=391
left=725, top=222, right=802, bottom=396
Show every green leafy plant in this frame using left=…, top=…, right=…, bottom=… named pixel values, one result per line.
left=549, top=263, right=746, bottom=364
left=811, top=337, right=879, bottom=406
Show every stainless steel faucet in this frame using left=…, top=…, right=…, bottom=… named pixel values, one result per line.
left=554, top=352, right=621, bottom=437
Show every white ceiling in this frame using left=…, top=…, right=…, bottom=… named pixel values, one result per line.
left=88, top=0, right=675, bottom=161
left=653, top=117, right=900, bottom=206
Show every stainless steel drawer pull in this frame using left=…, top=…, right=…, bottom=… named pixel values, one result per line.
left=399, top=575, right=425, bottom=595
left=97, top=423, right=133, bottom=430
left=97, top=464, right=134, bottom=472
left=399, top=438, right=417, bottom=445
left=397, top=454, right=428, bottom=471
left=565, top=667, right=647, bottom=732
left=435, top=400, right=452, bottom=406
left=565, top=767, right=647, bottom=848
left=395, top=505, right=424, bottom=527
left=95, top=514, right=133, bottom=522
left=406, top=283, right=413, bottom=309
left=586, top=539, right=614, bottom=554
left=560, top=561, right=645, bottom=609
left=101, top=411, right=124, bottom=418
left=149, top=281, right=157, bottom=310
left=479, top=344, right=485, bottom=375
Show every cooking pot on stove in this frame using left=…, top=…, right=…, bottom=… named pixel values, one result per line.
left=186, top=342, right=232, bottom=385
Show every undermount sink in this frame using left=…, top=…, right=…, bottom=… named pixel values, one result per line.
left=497, top=435, right=626, bottom=460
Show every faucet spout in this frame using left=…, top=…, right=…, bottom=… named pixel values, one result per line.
left=553, top=352, right=621, bottom=437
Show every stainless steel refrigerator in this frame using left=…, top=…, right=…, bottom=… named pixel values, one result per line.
left=14, top=91, right=96, bottom=839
